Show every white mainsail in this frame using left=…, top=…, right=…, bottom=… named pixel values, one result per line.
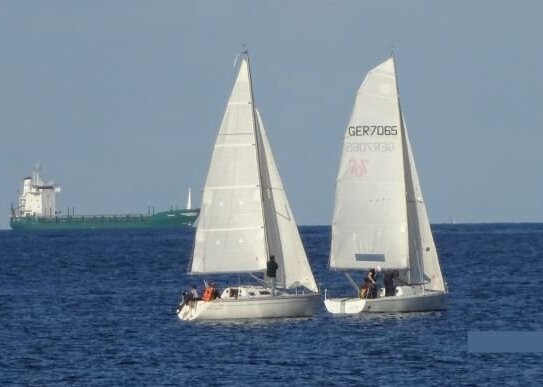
left=255, top=110, right=319, bottom=292
left=330, top=58, right=409, bottom=270
left=191, top=59, right=267, bottom=274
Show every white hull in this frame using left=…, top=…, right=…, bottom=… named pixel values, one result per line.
left=178, top=286, right=319, bottom=321
left=324, top=288, right=447, bottom=314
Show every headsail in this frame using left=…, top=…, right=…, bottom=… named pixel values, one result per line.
left=402, top=117, right=445, bottom=291
left=255, top=110, right=319, bottom=292
left=330, top=58, right=409, bottom=270
left=191, top=59, right=267, bottom=274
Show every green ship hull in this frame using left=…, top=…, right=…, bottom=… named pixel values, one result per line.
left=10, top=209, right=200, bottom=231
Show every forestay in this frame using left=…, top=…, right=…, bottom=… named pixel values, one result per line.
left=330, top=58, right=409, bottom=270
left=191, top=60, right=267, bottom=274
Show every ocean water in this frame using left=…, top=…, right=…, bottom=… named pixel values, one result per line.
left=1, top=224, right=542, bottom=386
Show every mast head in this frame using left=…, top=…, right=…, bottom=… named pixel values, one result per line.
left=234, top=44, right=250, bottom=69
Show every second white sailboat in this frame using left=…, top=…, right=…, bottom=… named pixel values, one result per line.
left=325, top=55, right=447, bottom=314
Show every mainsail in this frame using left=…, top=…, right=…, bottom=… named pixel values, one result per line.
left=191, top=59, right=267, bottom=274
left=330, top=58, right=409, bottom=270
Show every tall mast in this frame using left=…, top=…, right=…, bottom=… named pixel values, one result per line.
left=243, top=51, right=271, bottom=262
left=392, top=52, right=425, bottom=283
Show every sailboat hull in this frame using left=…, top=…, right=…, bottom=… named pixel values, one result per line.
left=178, top=293, right=320, bottom=321
left=324, top=289, right=447, bottom=314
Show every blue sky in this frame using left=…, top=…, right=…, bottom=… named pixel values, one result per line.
left=1, top=1, right=542, bottom=229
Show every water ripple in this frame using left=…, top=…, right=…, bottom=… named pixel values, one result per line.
left=0, top=226, right=542, bottom=385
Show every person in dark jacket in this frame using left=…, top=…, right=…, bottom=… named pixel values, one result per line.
left=210, top=282, right=221, bottom=300
left=266, top=255, right=279, bottom=297
left=383, top=270, right=399, bottom=297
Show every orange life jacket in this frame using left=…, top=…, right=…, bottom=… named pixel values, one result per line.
left=202, top=287, right=214, bottom=301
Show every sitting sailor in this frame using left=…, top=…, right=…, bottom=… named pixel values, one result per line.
left=361, top=266, right=380, bottom=299
left=202, top=282, right=221, bottom=301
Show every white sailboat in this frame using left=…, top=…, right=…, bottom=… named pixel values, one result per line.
left=178, top=53, right=319, bottom=321
left=186, top=188, right=192, bottom=210
left=324, top=55, right=447, bottom=314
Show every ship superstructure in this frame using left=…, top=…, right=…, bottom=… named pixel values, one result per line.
left=14, top=167, right=61, bottom=218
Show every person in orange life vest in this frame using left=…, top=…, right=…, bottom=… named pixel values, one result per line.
left=202, top=282, right=221, bottom=301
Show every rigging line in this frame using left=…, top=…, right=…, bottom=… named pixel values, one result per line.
left=249, top=273, right=269, bottom=287
left=244, top=52, right=270, bottom=263
left=344, top=272, right=360, bottom=295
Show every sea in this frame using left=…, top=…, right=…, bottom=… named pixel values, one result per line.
left=1, top=224, right=542, bottom=386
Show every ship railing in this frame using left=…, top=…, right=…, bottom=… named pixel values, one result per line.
left=14, top=214, right=151, bottom=223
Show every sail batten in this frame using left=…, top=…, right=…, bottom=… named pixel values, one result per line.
left=205, top=185, right=259, bottom=190
left=213, top=143, right=254, bottom=148
left=198, top=226, right=263, bottom=232
left=191, top=269, right=265, bottom=275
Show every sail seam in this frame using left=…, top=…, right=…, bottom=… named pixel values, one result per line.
left=215, top=144, right=254, bottom=148
left=199, top=226, right=263, bottom=232
left=205, top=185, right=258, bottom=189
left=217, top=132, right=255, bottom=136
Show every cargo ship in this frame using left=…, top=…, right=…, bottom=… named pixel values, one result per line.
left=10, top=167, right=200, bottom=231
